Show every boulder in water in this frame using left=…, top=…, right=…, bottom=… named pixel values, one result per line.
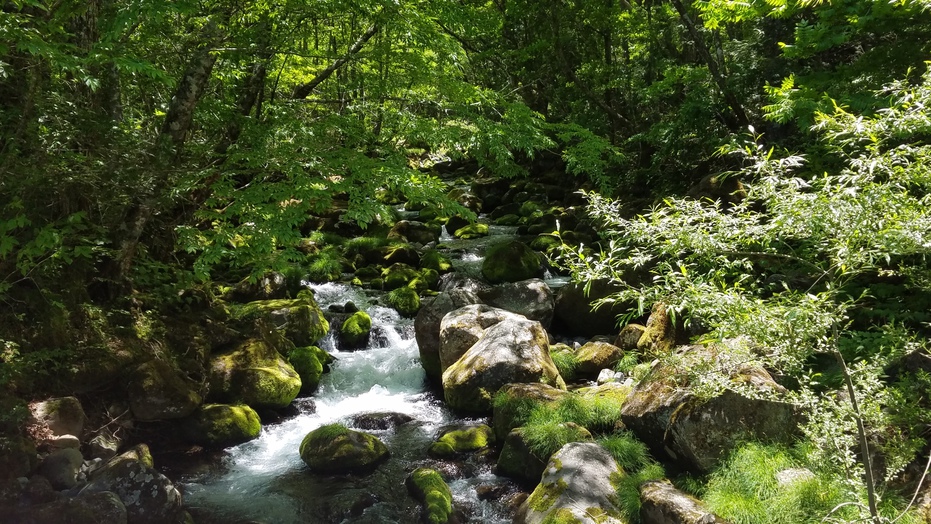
left=388, top=220, right=441, bottom=245
left=454, top=223, right=489, bottom=239
left=515, top=442, right=625, bottom=524
left=299, top=424, right=389, bottom=474
left=442, top=316, right=565, bottom=414
left=386, top=286, right=421, bottom=317
left=340, top=311, right=372, bottom=349
left=184, top=403, right=261, bottom=448
left=233, top=290, right=330, bottom=346
left=481, top=240, right=542, bottom=284
left=428, top=423, right=495, bottom=457
left=414, top=290, right=483, bottom=384
left=288, top=345, right=331, bottom=394
left=348, top=412, right=414, bottom=431
left=406, top=467, right=453, bottom=524
left=208, top=338, right=302, bottom=409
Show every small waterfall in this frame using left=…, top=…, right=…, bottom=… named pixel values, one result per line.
left=180, top=282, right=513, bottom=524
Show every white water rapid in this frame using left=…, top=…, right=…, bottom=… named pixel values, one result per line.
left=181, top=282, right=513, bottom=524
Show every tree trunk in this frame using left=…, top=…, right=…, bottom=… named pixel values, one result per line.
left=291, top=23, right=378, bottom=100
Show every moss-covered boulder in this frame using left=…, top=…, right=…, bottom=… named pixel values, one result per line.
left=497, top=423, right=592, bottom=486
left=614, top=324, right=646, bottom=351
left=340, top=311, right=372, bottom=349
left=387, top=287, right=421, bottom=317
left=406, top=468, right=453, bottom=524
left=620, top=345, right=799, bottom=473
left=514, top=442, right=625, bottom=524
left=382, top=263, right=423, bottom=291
left=414, top=290, right=483, bottom=385
left=299, top=424, right=389, bottom=474
left=574, top=341, right=624, bottom=379
left=234, top=289, right=330, bottom=346
left=495, top=214, right=521, bottom=226
left=492, top=383, right=569, bottom=441
left=454, top=223, right=489, bottom=239
left=481, top=240, right=542, bottom=284
left=420, top=249, right=453, bottom=273
left=184, top=404, right=261, bottom=448
left=529, top=233, right=561, bottom=253
left=127, top=359, right=202, bottom=421
left=288, top=346, right=329, bottom=394
left=208, top=338, right=302, bottom=409
left=428, top=424, right=495, bottom=458
left=442, top=317, right=566, bottom=414
left=225, top=271, right=291, bottom=302
left=636, top=303, right=678, bottom=357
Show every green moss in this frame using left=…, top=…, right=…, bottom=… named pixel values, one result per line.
left=481, top=240, right=541, bottom=284
left=549, top=347, right=579, bottom=382
left=382, top=263, right=422, bottom=291
left=428, top=424, right=494, bottom=457
left=341, top=311, right=372, bottom=348
left=407, top=467, right=453, bottom=524
left=495, top=214, right=521, bottom=226
left=233, top=294, right=329, bottom=346
left=299, top=424, right=389, bottom=473
left=420, top=250, right=453, bottom=273
left=186, top=404, right=261, bottom=448
left=386, top=287, right=421, bottom=317
left=454, top=223, right=489, bottom=239
left=530, top=234, right=562, bottom=253
left=540, top=508, right=583, bottom=524
left=528, top=478, right=568, bottom=513
left=288, top=346, right=325, bottom=394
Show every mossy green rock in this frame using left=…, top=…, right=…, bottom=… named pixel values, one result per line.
left=636, top=303, right=677, bottom=357
left=529, top=233, right=561, bottom=253
left=492, top=382, right=569, bottom=441
left=420, top=249, right=453, bottom=273
left=428, top=424, right=495, bottom=457
left=127, top=359, right=202, bottom=421
left=299, top=424, right=389, bottom=474
left=454, top=223, right=489, bottom=239
left=481, top=240, right=541, bottom=284
left=387, top=287, right=421, bottom=317
left=208, top=338, right=302, bottom=409
left=575, top=341, right=624, bottom=378
left=340, top=311, right=372, bottom=348
left=495, top=214, right=521, bottom=226
left=234, top=290, right=330, bottom=346
left=497, top=424, right=592, bottom=485
left=184, top=404, right=261, bottom=448
left=288, top=346, right=328, bottom=394
left=382, top=263, right=423, bottom=291
left=406, top=467, right=453, bottom=524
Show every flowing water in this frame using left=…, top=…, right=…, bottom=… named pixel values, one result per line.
left=180, top=282, right=516, bottom=524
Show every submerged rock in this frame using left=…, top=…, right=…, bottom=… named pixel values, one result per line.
left=442, top=316, right=565, bottom=414
left=299, top=424, right=389, bottom=474
left=515, top=442, right=625, bottom=524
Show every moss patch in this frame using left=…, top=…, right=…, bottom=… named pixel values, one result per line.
left=386, top=287, right=421, bottom=317
left=288, top=346, right=326, bottom=394
left=299, top=423, right=389, bottom=474
left=185, top=404, right=261, bottom=448
left=406, top=467, right=453, bottom=524
left=340, top=311, right=372, bottom=348
left=428, top=424, right=494, bottom=457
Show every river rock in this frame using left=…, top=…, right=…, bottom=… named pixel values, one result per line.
left=37, top=447, right=83, bottom=490
left=420, top=249, right=453, bottom=273
left=388, top=220, right=441, bottom=245
left=471, top=176, right=511, bottom=212
left=11, top=491, right=129, bottom=524
left=438, top=273, right=490, bottom=293
left=481, top=240, right=542, bottom=284
left=515, top=442, right=625, bottom=524
left=428, top=423, right=495, bottom=457
left=386, top=286, right=421, bottom=317
left=492, top=383, right=569, bottom=441
left=80, top=454, right=183, bottom=524
left=497, top=423, right=592, bottom=486
left=442, top=316, right=565, bottom=414
left=575, top=340, right=624, bottom=379
left=340, top=311, right=372, bottom=349
left=620, top=345, right=799, bottom=473
left=640, top=480, right=728, bottom=524
left=439, top=305, right=525, bottom=374
left=29, top=396, right=86, bottom=446
left=208, top=338, right=302, bottom=409
left=348, top=412, right=414, bottom=431
left=636, top=302, right=678, bottom=356
left=299, top=424, right=389, bottom=474
left=233, top=290, right=330, bottom=347
left=127, top=359, right=202, bottom=421
left=406, top=467, right=453, bottom=524
left=414, top=290, right=482, bottom=384
left=288, top=346, right=329, bottom=394
left=183, top=404, right=261, bottom=448
left=614, top=323, right=646, bottom=350
left=382, top=263, right=424, bottom=291
left=553, top=280, right=629, bottom=337
left=477, top=279, right=555, bottom=327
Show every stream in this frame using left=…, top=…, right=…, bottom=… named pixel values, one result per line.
left=178, top=225, right=526, bottom=523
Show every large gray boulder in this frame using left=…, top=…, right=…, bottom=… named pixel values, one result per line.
left=515, top=442, right=626, bottom=524
left=438, top=304, right=524, bottom=374
left=37, top=448, right=83, bottom=490
left=640, top=480, right=729, bottom=524
left=128, top=359, right=202, bottom=421
left=414, top=289, right=482, bottom=384
left=478, top=279, right=555, bottom=327
left=442, top=316, right=565, bottom=414
left=621, top=345, right=799, bottom=473
left=80, top=454, right=184, bottom=524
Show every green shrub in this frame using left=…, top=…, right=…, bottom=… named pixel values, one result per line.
left=306, top=247, right=345, bottom=282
